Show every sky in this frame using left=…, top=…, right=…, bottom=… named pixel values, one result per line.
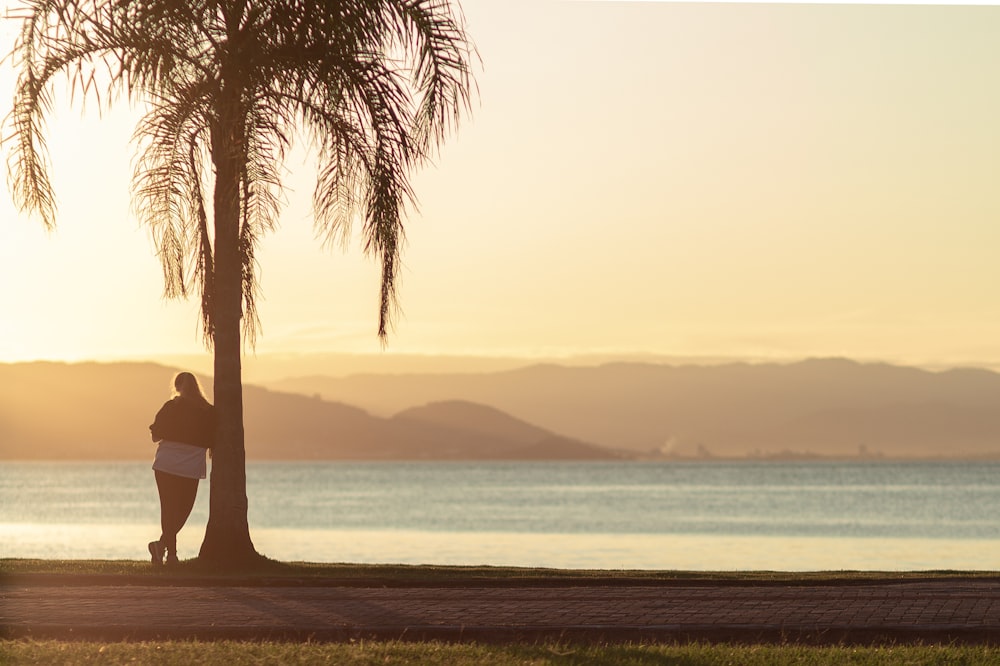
left=2, top=0, right=1000, bottom=374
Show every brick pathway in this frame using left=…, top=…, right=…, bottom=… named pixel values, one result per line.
left=4, top=579, right=1000, bottom=644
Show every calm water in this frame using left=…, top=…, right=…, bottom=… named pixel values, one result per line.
left=2, top=461, right=999, bottom=570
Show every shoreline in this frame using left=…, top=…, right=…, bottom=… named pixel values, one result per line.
left=4, top=559, right=999, bottom=587
left=7, top=456, right=1000, bottom=463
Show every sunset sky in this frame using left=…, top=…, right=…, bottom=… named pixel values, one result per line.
left=2, top=0, right=1000, bottom=373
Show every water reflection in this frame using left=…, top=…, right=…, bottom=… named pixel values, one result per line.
left=2, top=522, right=997, bottom=571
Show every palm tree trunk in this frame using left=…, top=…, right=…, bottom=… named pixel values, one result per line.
left=198, top=99, right=260, bottom=566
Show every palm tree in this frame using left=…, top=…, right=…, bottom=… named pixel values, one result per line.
left=5, top=0, right=474, bottom=565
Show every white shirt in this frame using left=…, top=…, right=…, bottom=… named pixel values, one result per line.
left=152, top=440, right=208, bottom=479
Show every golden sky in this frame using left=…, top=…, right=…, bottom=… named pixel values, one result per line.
left=2, top=1, right=1000, bottom=369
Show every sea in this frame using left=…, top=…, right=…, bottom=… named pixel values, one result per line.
left=2, top=460, right=999, bottom=571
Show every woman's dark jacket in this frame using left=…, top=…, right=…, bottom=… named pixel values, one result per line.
left=150, top=397, right=216, bottom=449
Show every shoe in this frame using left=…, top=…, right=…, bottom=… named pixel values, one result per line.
left=148, top=541, right=165, bottom=567
left=165, top=551, right=179, bottom=566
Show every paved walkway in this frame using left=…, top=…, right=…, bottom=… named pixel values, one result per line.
left=4, top=578, right=1000, bottom=644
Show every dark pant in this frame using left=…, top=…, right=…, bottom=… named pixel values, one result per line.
left=154, top=470, right=200, bottom=555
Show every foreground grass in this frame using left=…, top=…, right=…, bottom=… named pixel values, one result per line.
left=4, top=558, right=996, bottom=584
left=3, top=640, right=1000, bottom=665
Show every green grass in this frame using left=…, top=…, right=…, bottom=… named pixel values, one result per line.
left=3, top=640, right=1000, bottom=665
left=4, top=558, right=997, bottom=585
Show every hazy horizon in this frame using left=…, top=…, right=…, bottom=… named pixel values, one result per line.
left=3, top=2, right=1000, bottom=372
left=6, top=350, right=1000, bottom=385
left=7, top=348, right=1000, bottom=386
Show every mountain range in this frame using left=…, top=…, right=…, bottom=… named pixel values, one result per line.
left=3, top=357, right=1000, bottom=460
left=267, top=358, right=1000, bottom=459
left=0, top=361, right=620, bottom=460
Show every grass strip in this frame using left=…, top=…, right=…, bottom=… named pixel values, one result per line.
left=3, top=557, right=997, bottom=586
left=3, top=639, right=1000, bottom=665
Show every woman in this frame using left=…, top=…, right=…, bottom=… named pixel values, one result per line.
left=148, top=372, right=215, bottom=565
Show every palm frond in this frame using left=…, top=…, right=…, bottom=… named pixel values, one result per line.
left=5, top=0, right=476, bottom=347
left=132, top=84, right=212, bottom=297
left=392, top=0, right=476, bottom=150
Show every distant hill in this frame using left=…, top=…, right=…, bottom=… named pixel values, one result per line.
left=267, top=358, right=1000, bottom=459
left=394, top=401, right=552, bottom=446
left=0, top=362, right=621, bottom=461
left=0, top=361, right=178, bottom=460
left=393, top=401, right=626, bottom=460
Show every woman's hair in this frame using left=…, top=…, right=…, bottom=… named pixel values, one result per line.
left=172, top=372, right=212, bottom=408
